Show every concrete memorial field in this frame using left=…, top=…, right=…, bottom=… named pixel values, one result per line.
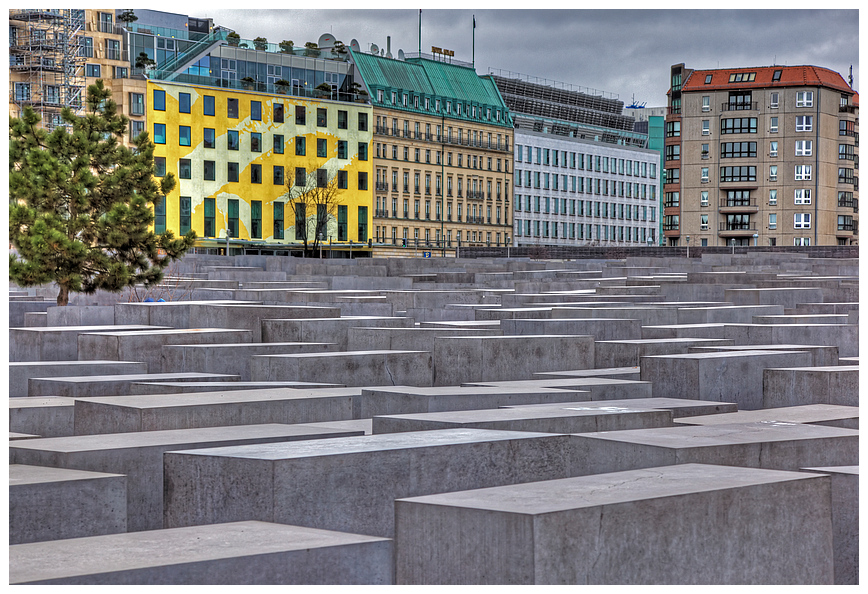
left=8, top=251, right=858, bottom=584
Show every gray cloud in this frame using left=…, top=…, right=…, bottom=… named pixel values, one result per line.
left=197, top=9, right=858, bottom=107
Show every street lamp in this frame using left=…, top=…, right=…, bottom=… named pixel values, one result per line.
left=731, top=237, right=736, bottom=255
left=319, top=232, right=323, bottom=259
left=685, top=235, right=690, bottom=259
left=753, top=233, right=758, bottom=247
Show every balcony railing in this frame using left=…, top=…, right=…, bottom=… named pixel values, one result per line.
left=721, top=102, right=758, bottom=111
left=838, top=197, right=858, bottom=212
left=839, top=104, right=858, bottom=114
left=719, top=197, right=759, bottom=213
left=374, top=209, right=388, bottom=218
left=375, top=182, right=389, bottom=192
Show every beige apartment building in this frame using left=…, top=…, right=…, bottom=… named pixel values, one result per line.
left=665, top=63, right=858, bottom=247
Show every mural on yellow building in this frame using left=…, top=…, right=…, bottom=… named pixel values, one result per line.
left=147, top=80, right=373, bottom=247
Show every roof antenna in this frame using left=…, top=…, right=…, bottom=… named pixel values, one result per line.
left=849, top=65, right=853, bottom=88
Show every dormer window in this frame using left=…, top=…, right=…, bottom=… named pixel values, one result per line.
left=772, top=69, right=782, bottom=82
left=728, top=72, right=756, bottom=83
left=705, top=74, right=712, bottom=84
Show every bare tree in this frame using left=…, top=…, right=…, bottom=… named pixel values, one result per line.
left=284, top=169, right=344, bottom=257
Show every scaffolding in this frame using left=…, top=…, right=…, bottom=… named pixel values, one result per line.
left=9, top=9, right=85, bottom=130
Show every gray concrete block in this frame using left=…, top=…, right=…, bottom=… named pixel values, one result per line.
left=260, top=316, right=415, bottom=350
left=640, top=350, right=814, bottom=410
left=763, top=366, right=859, bottom=408
left=160, top=341, right=340, bottom=380
left=186, top=303, right=341, bottom=341
left=434, top=335, right=594, bottom=386
left=347, top=326, right=500, bottom=351
left=676, top=304, right=784, bottom=324
left=163, top=429, right=573, bottom=538
left=251, top=350, right=434, bottom=387
left=570, top=422, right=858, bottom=476
left=10, top=424, right=364, bottom=532
left=9, top=300, right=54, bottom=327
left=724, top=287, right=825, bottom=309
left=394, top=464, right=833, bottom=584
left=10, top=360, right=149, bottom=397
left=674, top=404, right=858, bottom=430
left=23, top=312, right=47, bottom=327
left=46, top=305, right=115, bottom=327
left=357, top=385, right=591, bottom=418
left=752, top=314, right=850, bottom=325
left=801, top=466, right=859, bottom=585
left=723, top=324, right=859, bottom=358
left=9, top=325, right=169, bottom=362
left=127, top=381, right=342, bottom=394
left=535, top=366, right=641, bottom=381
left=73, top=388, right=359, bottom=434
left=372, top=405, right=673, bottom=434
left=500, top=318, right=642, bottom=341
left=10, top=464, right=126, bottom=544
left=553, top=305, right=678, bottom=326
left=28, top=372, right=241, bottom=398
left=78, top=328, right=253, bottom=373
left=10, top=521, right=392, bottom=585
left=114, top=300, right=259, bottom=327
left=688, top=343, right=839, bottom=367
left=595, top=338, right=734, bottom=368
left=501, top=397, right=738, bottom=418
left=465, top=377, right=653, bottom=402
left=9, top=397, right=76, bottom=437
left=641, top=323, right=727, bottom=340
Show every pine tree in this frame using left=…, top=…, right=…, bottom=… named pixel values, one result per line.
left=9, top=80, right=196, bottom=306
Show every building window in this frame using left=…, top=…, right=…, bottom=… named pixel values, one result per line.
left=796, top=91, right=814, bottom=107
left=720, top=166, right=756, bottom=182
left=769, top=117, right=778, bottom=133
left=203, top=198, right=216, bottom=237
left=295, top=203, right=307, bottom=240
left=794, top=189, right=812, bottom=204
left=317, top=108, right=327, bottom=127
left=769, top=213, right=777, bottom=229
left=179, top=196, right=191, bottom=235
left=154, top=157, right=166, bottom=177
left=701, top=167, right=709, bottom=183
left=769, top=92, right=779, bottom=108
left=296, top=136, right=306, bottom=156
left=153, top=123, right=166, bottom=144
left=794, top=237, right=810, bottom=246
left=228, top=162, right=239, bottom=183
left=720, top=142, right=757, bottom=158
left=337, top=140, right=348, bottom=160
left=251, top=164, right=262, bottom=184
left=273, top=165, right=284, bottom=185
left=296, top=106, right=306, bottom=125
left=701, top=120, right=710, bottom=135
left=202, top=95, right=214, bottom=116
left=251, top=133, right=262, bottom=153
left=204, top=160, right=215, bottom=181
left=317, top=168, right=328, bottom=188
left=130, top=93, right=145, bottom=116
left=769, top=165, right=777, bottom=182
left=251, top=201, right=262, bottom=238
left=317, top=138, right=327, bottom=158
left=358, top=206, right=368, bottom=242
left=273, top=202, right=284, bottom=239
left=358, top=172, right=368, bottom=191
left=129, top=120, right=145, bottom=142
left=227, top=98, right=238, bottom=118
left=769, top=141, right=778, bottom=157
left=700, top=214, right=708, bottom=230
left=202, top=128, right=215, bottom=149
left=665, top=145, right=680, bottom=161
left=295, top=167, right=307, bottom=187
left=701, top=96, right=710, bottom=112
left=721, top=117, right=757, bottom=134
left=839, top=143, right=856, bottom=160
left=795, top=165, right=812, bottom=181
left=769, top=189, right=777, bottom=205
left=838, top=168, right=856, bottom=185
left=227, top=199, right=239, bottom=238
left=794, top=213, right=811, bottom=229
left=840, top=120, right=856, bottom=137
left=86, top=64, right=101, bottom=78
left=178, top=93, right=191, bottom=114
left=179, top=159, right=191, bottom=179
left=337, top=170, right=347, bottom=189
left=359, top=143, right=368, bottom=161
left=700, top=191, right=709, bottom=207
left=665, top=121, right=680, bottom=137
left=228, top=130, right=239, bottom=151
left=274, top=134, right=284, bottom=154
left=795, top=115, right=813, bottom=132
left=274, top=103, right=284, bottom=123
left=795, top=140, right=812, bottom=156
left=251, top=101, right=261, bottom=121
left=153, top=89, right=165, bottom=111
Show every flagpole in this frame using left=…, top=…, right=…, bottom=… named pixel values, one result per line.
left=418, top=9, right=421, bottom=55
left=472, top=15, right=475, bottom=67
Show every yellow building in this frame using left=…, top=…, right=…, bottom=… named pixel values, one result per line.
left=147, top=80, right=374, bottom=252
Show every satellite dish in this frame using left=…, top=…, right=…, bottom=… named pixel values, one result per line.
left=350, top=39, right=360, bottom=52
left=398, top=49, right=405, bottom=61
left=370, top=43, right=379, bottom=55
left=380, top=49, right=384, bottom=56
left=318, top=33, right=335, bottom=48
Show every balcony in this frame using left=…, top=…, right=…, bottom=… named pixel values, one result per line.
left=375, top=182, right=389, bottom=192
left=718, top=223, right=757, bottom=238
left=838, top=197, right=858, bottom=212
left=391, top=209, right=398, bottom=218
left=721, top=102, right=758, bottom=111
left=718, top=197, right=759, bottom=214
left=662, top=222, right=680, bottom=231
left=839, top=104, right=858, bottom=114
left=467, top=191, right=485, bottom=201
left=374, top=209, right=388, bottom=218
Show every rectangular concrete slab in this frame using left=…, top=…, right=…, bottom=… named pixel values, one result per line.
left=10, top=360, right=149, bottom=398
left=763, top=366, right=859, bottom=408
left=464, top=377, right=653, bottom=401
left=261, top=316, right=415, bottom=350
left=801, top=466, right=859, bottom=585
left=594, top=338, right=735, bottom=368
left=570, top=422, right=858, bottom=476
left=163, top=429, right=573, bottom=538
left=127, top=381, right=342, bottom=394
left=687, top=343, right=839, bottom=367
left=10, top=464, right=127, bottom=545
left=72, top=387, right=360, bottom=434
left=502, top=397, right=738, bottom=418
left=674, top=404, right=858, bottom=430
left=722, top=324, right=859, bottom=358
left=534, top=367, right=641, bottom=381
left=28, top=372, right=241, bottom=398
left=394, top=463, right=833, bottom=584
left=10, top=396, right=76, bottom=437
left=10, top=521, right=392, bottom=585
left=640, top=350, right=814, bottom=410
left=10, top=423, right=364, bottom=532
left=372, top=405, right=673, bottom=434
left=500, top=318, right=642, bottom=341
left=251, top=350, right=435, bottom=387
left=9, top=325, right=170, bottom=362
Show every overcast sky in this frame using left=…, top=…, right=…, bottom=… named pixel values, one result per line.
left=178, top=7, right=859, bottom=108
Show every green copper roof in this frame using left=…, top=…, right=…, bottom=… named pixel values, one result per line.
left=351, top=50, right=513, bottom=128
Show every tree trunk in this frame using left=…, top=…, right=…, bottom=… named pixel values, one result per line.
left=56, top=284, right=69, bottom=306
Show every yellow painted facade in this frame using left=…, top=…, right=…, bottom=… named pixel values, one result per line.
left=148, top=80, right=374, bottom=247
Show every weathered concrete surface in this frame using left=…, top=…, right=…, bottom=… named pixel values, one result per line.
left=28, top=372, right=241, bottom=398
left=10, top=424, right=364, bottom=531
left=676, top=304, right=784, bottom=324
left=251, top=350, right=434, bottom=387
left=501, top=397, right=738, bottom=418
left=9, top=397, right=76, bottom=437
left=434, top=335, right=594, bottom=386
left=640, top=350, right=814, bottom=410
left=801, top=466, right=859, bottom=585
left=687, top=343, right=839, bottom=367
left=78, top=328, right=253, bottom=373
left=763, top=366, right=859, bottom=408
left=641, top=323, right=727, bottom=340
left=261, top=316, right=415, bottom=350
left=9, top=521, right=393, bottom=585
left=127, top=381, right=342, bottom=394
left=72, top=388, right=360, bottom=434
left=9, top=325, right=169, bottom=362
left=674, top=404, right=859, bottom=430
left=570, top=422, right=858, bottom=476
left=160, top=342, right=340, bottom=380
left=465, top=377, right=653, bottom=402
left=394, top=464, right=833, bottom=584
left=594, top=338, right=734, bottom=368
left=499, top=318, right=642, bottom=341
left=346, top=326, right=501, bottom=351
left=163, top=429, right=573, bottom=538
left=10, top=360, right=149, bottom=398
left=372, top=405, right=673, bottom=434
left=722, top=324, right=859, bottom=358
left=10, top=464, right=127, bottom=545
left=535, top=366, right=641, bottom=381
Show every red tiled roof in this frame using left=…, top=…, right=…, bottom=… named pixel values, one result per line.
left=682, top=65, right=855, bottom=95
